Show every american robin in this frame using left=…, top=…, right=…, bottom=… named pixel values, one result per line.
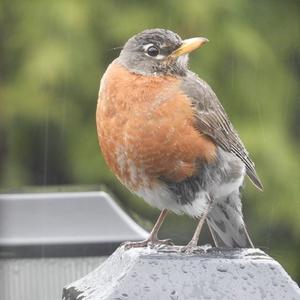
left=96, top=28, right=263, bottom=250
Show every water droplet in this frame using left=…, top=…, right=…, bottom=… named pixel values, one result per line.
left=217, top=266, right=228, bottom=273
left=170, top=290, right=178, bottom=300
left=269, top=265, right=276, bottom=271
left=272, top=279, right=278, bottom=287
left=181, top=266, right=188, bottom=273
left=150, top=273, right=159, bottom=281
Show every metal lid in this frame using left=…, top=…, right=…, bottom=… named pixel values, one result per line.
left=0, top=191, right=148, bottom=257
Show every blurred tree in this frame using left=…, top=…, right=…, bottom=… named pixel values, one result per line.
left=0, top=0, right=299, bottom=282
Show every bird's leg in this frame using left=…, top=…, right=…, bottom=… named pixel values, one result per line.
left=124, top=209, right=173, bottom=249
left=181, top=197, right=212, bottom=253
left=182, top=214, right=207, bottom=252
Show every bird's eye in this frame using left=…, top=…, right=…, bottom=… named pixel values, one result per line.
left=146, top=46, right=159, bottom=57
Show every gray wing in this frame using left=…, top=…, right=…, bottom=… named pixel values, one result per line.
left=181, top=71, right=263, bottom=191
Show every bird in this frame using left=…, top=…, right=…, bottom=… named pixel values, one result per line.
left=96, top=28, right=263, bottom=250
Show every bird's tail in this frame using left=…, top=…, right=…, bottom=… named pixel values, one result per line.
left=206, top=190, right=254, bottom=248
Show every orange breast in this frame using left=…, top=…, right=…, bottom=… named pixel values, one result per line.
left=96, top=61, right=216, bottom=191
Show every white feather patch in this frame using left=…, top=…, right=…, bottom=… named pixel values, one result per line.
left=137, top=185, right=210, bottom=217
left=180, top=191, right=210, bottom=217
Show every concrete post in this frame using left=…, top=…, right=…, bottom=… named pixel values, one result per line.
left=63, top=245, right=300, bottom=300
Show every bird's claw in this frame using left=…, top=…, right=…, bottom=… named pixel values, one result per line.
left=122, top=240, right=148, bottom=250
left=181, top=242, right=212, bottom=254
left=151, top=238, right=174, bottom=249
left=180, top=241, right=199, bottom=254
left=123, top=238, right=174, bottom=250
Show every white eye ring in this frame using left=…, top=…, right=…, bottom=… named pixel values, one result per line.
left=143, top=44, right=164, bottom=59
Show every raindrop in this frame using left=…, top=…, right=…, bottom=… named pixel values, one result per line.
left=150, top=273, right=159, bottom=281
left=143, top=285, right=150, bottom=292
left=170, top=290, right=179, bottom=300
left=216, top=266, right=228, bottom=273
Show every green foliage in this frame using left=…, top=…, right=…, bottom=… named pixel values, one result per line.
left=0, top=0, right=299, bottom=281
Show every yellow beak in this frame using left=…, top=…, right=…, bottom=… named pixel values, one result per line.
left=170, top=37, right=209, bottom=58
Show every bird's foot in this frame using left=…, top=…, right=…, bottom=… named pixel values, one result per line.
left=181, top=241, right=199, bottom=254
left=151, top=238, right=174, bottom=249
left=181, top=242, right=212, bottom=254
left=123, top=237, right=174, bottom=250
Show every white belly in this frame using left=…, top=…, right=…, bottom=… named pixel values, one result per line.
left=136, top=185, right=210, bottom=218
left=136, top=148, right=246, bottom=218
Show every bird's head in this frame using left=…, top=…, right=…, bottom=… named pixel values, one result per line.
left=118, top=28, right=208, bottom=76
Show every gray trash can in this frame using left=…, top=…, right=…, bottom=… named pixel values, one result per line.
left=0, top=191, right=148, bottom=300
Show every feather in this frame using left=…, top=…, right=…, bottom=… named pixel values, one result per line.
left=181, top=72, right=263, bottom=191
